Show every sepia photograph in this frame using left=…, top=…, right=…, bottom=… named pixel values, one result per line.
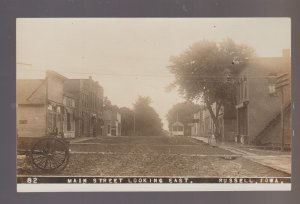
left=16, top=18, right=291, bottom=191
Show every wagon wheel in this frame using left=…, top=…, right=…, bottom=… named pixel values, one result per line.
left=30, top=138, right=69, bottom=172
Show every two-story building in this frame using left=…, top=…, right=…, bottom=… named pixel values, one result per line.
left=190, top=108, right=204, bottom=137
left=235, top=49, right=291, bottom=146
left=64, top=76, right=104, bottom=137
left=17, top=71, right=76, bottom=148
left=202, top=102, right=236, bottom=142
left=62, top=92, right=76, bottom=138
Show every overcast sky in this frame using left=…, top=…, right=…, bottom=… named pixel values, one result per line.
left=16, top=18, right=290, bottom=130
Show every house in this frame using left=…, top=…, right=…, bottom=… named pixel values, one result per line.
left=17, top=71, right=76, bottom=148
left=111, top=111, right=121, bottom=136
left=202, top=102, right=236, bottom=142
left=235, top=49, right=291, bottom=146
left=171, top=121, right=184, bottom=136
left=64, top=76, right=104, bottom=137
left=190, top=109, right=204, bottom=137
left=103, top=109, right=121, bottom=136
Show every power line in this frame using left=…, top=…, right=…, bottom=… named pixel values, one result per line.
left=17, top=67, right=280, bottom=79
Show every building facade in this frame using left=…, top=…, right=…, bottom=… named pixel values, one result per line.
left=62, top=92, right=76, bottom=138
left=235, top=50, right=291, bottom=146
left=202, top=102, right=236, bottom=142
left=17, top=71, right=76, bottom=142
left=103, top=110, right=121, bottom=136
left=171, top=121, right=184, bottom=136
left=190, top=109, right=204, bottom=137
left=64, top=76, right=104, bottom=137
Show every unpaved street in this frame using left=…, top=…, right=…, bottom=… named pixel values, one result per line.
left=18, top=136, right=290, bottom=177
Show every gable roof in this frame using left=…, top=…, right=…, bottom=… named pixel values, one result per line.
left=17, top=79, right=46, bottom=105
left=172, top=121, right=184, bottom=126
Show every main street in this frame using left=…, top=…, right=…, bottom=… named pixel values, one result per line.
left=18, top=136, right=290, bottom=177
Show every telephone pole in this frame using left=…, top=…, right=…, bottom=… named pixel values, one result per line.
left=133, top=112, right=136, bottom=136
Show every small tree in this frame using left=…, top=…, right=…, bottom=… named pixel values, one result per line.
left=168, top=39, right=254, bottom=141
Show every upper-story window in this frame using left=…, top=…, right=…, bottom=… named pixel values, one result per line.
left=66, top=98, right=74, bottom=107
left=238, top=76, right=248, bottom=103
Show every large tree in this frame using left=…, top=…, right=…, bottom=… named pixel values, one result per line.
left=119, top=107, right=134, bottom=136
left=168, top=39, right=254, bottom=141
left=133, top=96, right=163, bottom=136
left=166, top=101, right=201, bottom=135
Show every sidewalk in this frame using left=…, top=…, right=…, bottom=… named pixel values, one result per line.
left=192, top=136, right=291, bottom=174
left=69, top=137, right=93, bottom=144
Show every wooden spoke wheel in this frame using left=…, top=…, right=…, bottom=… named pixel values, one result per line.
left=30, top=138, right=69, bottom=172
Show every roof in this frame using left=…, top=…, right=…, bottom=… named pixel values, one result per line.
left=63, top=91, right=76, bottom=99
left=240, top=56, right=291, bottom=76
left=172, top=121, right=184, bottom=126
left=46, top=70, right=68, bottom=81
left=17, top=79, right=46, bottom=105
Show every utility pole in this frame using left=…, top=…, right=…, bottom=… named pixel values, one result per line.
left=133, top=112, right=136, bottom=136
left=45, top=73, right=49, bottom=136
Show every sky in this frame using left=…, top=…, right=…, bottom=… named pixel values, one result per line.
left=16, top=18, right=291, bottom=130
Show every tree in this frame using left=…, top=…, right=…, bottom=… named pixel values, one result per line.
left=168, top=39, right=254, bottom=141
left=166, top=101, right=201, bottom=135
left=119, top=107, right=134, bottom=136
left=103, top=97, right=119, bottom=112
left=133, top=96, right=163, bottom=136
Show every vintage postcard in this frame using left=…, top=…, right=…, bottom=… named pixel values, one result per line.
left=16, top=18, right=291, bottom=192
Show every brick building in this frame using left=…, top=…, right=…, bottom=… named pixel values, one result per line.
left=235, top=50, right=291, bottom=146
left=64, top=76, right=104, bottom=137
left=62, top=92, right=76, bottom=138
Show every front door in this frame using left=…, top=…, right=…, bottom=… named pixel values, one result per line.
left=238, top=106, right=248, bottom=142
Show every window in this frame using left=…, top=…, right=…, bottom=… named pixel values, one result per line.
left=173, top=126, right=183, bottom=131
left=108, top=125, right=111, bottom=134
left=243, top=79, right=247, bottom=99
left=67, top=113, right=71, bottom=131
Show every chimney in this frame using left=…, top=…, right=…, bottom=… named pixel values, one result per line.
left=282, top=49, right=290, bottom=58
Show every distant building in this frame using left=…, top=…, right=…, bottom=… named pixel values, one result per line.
left=190, top=109, right=204, bottom=137
left=111, top=111, right=122, bottom=136
left=17, top=70, right=76, bottom=139
left=64, top=76, right=104, bottom=137
left=235, top=49, right=291, bottom=146
left=103, top=110, right=121, bottom=136
left=171, top=121, right=184, bottom=136
left=202, top=102, right=236, bottom=142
